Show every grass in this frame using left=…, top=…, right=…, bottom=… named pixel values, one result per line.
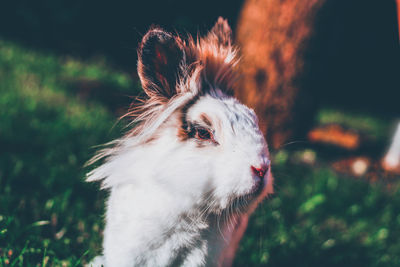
left=1, top=40, right=399, bottom=266
left=0, top=40, right=139, bottom=266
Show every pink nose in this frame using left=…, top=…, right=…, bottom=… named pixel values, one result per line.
left=251, top=165, right=268, bottom=179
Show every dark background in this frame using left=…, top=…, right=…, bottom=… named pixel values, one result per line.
left=0, top=0, right=399, bottom=112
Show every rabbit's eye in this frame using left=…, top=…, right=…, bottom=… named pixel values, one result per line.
left=196, top=127, right=212, bottom=140
left=193, top=127, right=214, bottom=142
left=187, top=124, right=218, bottom=144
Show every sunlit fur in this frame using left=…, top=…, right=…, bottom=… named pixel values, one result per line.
left=87, top=18, right=273, bottom=267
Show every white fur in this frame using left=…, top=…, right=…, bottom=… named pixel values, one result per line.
left=87, top=92, right=273, bottom=266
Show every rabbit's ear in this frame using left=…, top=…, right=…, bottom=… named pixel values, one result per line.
left=138, top=28, right=185, bottom=100
left=207, top=17, right=232, bottom=47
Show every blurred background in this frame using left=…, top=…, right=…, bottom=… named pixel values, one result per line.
left=0, top=0, right=399, bottom=266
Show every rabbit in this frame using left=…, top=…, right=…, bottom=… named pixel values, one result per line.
left=86, top=17, right=274, bottom=267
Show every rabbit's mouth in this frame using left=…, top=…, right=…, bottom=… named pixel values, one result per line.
left=236, top=176, right=267, bottom=206
left=247, top=177, right=265, bottom=198
left=229, top=175, right=269, bottom=214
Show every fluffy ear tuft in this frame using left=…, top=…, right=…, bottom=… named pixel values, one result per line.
left=207, top=17, right=232, bottom=47
left=198, top=17, right=237, bottom=93
left=138, top=28, right=185, bottom=100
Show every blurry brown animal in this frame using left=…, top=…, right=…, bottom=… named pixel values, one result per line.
left=236, top=0, right=325, bottom=149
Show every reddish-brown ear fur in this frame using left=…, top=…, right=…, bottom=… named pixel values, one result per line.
left=137, top=18, right=237, bottom=102
left=137, top=28, right=185, bottom=100
left=191, top=17, right=238, bottom=94
left=206, top=17, right=232, bottom=47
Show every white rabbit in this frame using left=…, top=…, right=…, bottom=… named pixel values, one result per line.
left=86, top=17, right=273, bottom=267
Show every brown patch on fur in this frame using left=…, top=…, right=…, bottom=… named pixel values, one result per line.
left=144, top=136, right=157, bottom=144
left=200, top=113, right=212, bottom=127
left=177, top=127, right=189, bottom=141
left=177, top=95, right=200, bottom=141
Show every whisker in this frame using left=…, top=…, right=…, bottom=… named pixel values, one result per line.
left=275, top=139, right=311, bottom=150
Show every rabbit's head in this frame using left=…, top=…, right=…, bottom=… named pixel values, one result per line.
left=87, top=18, right=273, bottom=215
